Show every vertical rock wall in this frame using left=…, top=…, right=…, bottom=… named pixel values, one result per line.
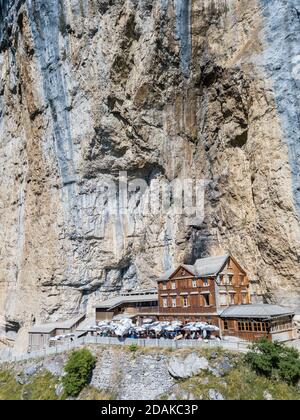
left=0, top=0, right=299, bottom=351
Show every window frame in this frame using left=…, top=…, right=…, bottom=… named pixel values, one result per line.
left=203, top=293, right=210, bottom=307
left=183, top=296, right=189, bottom=308
left=203, top=278, right=209, bottom=287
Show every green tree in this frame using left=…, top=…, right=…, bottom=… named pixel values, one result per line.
left=62, top=349, right=96, bottom=397
left=245, top=338, right=300, bottom=385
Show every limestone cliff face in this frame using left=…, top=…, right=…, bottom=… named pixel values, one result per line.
left=0, top=0, right=299, bottom=347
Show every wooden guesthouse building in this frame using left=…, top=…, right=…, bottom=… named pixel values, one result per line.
left=157, top=254, right=250, bottom=327
left=156, top=254, right=296, bottom=342
left=93, top=254, right=297, bottom=342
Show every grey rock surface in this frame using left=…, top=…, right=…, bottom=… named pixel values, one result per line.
left=263, top=391, right=274, bottom=401
left=208, top=389, right=225, bottom=401
left=167, top=353, right=209, bottom=379
left=25, top=364, right=41, bottom=377
left=210, top=357, right=234, bottom=377
left=91, top=349, right=174, bottom=400
left=55, top=383, right=64, bottom=398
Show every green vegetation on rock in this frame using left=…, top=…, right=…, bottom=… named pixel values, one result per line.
left=24, top=371, right=60, bottom=400
left=62, top=349, right=96, bottom=398
left=0, top=370, right=23, bottom=400
left=128, top=344, right=138, bottom=352
left=245, top=339, right=300, bottom=386
left=173, top=347, right=300, bottom=401
left=0, top=369, right=61, bottom=400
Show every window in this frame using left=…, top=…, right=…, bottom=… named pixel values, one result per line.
left=203, top=279, right=209, bottom=287
left=172, top=298, right=177, bottom=308
left=228, top=275, right=233, bottom=285
left=162, top=282, right=167, bottom=290
left=203, top=293, right=210, bottom=307
left=219, top=294, right=227, bottom=306
left=246, top=322, right=253, bottom=332
left=192, top=279, right=197, bottom=288
left=163, top=298, right=168, bottom=308
left=172, top=281, right=176, bottom=290
left=238, top=321, right=253, bottom=332
left=223, top=321, right=229, bottom=331
left=229, top=293, right=235, bottom=305
left=242, top=293, right=248, bottom=305
left=183, top=296, right=189, bottom=308
left=253, top=322, right=262, bottom=332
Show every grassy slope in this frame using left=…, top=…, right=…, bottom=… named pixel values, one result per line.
left=178, top=366, right=300, bottom=400
left=0, top=370, right=59, bottom=400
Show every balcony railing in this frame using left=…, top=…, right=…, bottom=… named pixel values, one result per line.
left=134, top=307, right=217, bottom=315
left=122, top=306, right=218, bottom=316
left=126, top=307, right=159, bottom=315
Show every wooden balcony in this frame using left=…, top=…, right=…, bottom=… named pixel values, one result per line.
left=124, top=306, right=218, bottom=316
left=158, top=306, right=217, bottom=314
left=160, top=286, right=211, bottom=293
left=126, top=307, right=159, bottom=315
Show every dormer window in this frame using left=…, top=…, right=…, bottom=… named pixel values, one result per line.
left=203, top=279, right=209, bottom=287
left=162, top=282, right=167, bottom=290
left=192, top=279, right=197, bottom=288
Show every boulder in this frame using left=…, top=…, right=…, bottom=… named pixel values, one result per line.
left=15, top=375, right=25, bottom=385
left=210, top=357, right=234, bottom=377
left=263, top=391, right=273, bottom=401
left=167, top=353, right=209, bottom=379
left=55, top=383, right=64, bottom=398
left=208, top=389, right=225, bottom=401
left=25, top=365, right=40, bottom=377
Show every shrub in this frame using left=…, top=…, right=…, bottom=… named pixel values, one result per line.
left=245, top=338, right=300, bottom=386
left=129, top=344, right=138, bottom=352
left=62, top=349, right=96, bottom=397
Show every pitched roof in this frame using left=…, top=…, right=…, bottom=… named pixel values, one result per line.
left=158, top=254, right=230, bottom=281
left=28, top=314, right=85, bottom=334
left=194, top=254, right=230, bottom=277
left=95, top=293, right=158, bottom=310
left=220, top=305, right=294, bottom=320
